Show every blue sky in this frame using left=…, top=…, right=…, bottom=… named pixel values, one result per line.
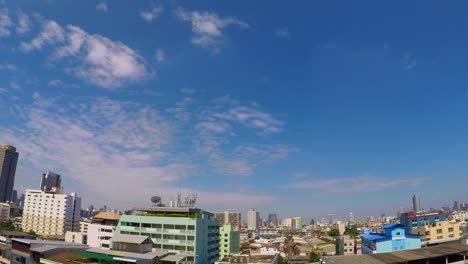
left=1, top=0, right=468, bottom=222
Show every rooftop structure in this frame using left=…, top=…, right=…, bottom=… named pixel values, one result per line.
left=361, top=224, right=421, bottom=254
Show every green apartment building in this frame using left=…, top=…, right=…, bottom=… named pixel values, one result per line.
left=219, top=224, right=240, bottom=261
left=115, top=207, right=220, bottom=264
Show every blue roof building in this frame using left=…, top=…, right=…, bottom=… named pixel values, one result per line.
left=361, top=224, right=421, bottom=254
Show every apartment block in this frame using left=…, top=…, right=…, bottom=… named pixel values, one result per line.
left=115, top=207, right=219, bottom=264
left=400, top=211, right=448, bottom=234
left=21, top=189, right=81, bottom=237
left=413, top=220, right=461, bottom=242
left=219, top=224, right=240, bottom=261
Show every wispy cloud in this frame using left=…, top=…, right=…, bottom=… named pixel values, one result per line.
left=214, top=106, right=283, bottom=134
left=140, top=7, right=163, bottom=22
left=155, top=49, right=165, bottom=63
left=0, top=64, right=16, bottom=70
left=0, top=8, right=12, bottom=37
left=286, top=176, right=425, bottom=193
left=0, top=93, right=290, bottom=208
left=20, top=19, right=65, bottom=51
left=48, top=79, right=79, bottom=88
left=402, top=53, right=416, bottom=70
left=275, top=27, right=290, bottom=39
left=181, top=88, right=195, bottom=94
left=21, top=18, right=150, bottom=89
left=96, top=2, right=108, bottom=13
left=16, top=10, right=31, bottom=34
left=174, top=7, right=248, bottom=52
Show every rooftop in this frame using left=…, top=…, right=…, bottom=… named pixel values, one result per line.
left=321, top=241, right=468, bottom=264
left=134, top=207, right=203, bottom=214
left=110, top=234, right=151, bottom=244
left=93, top=211, right=121, bottom=221
left=12, top=239, right=88, bottom=248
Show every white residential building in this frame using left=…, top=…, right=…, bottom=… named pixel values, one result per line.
left=450, top=211, right=468, bottom=222
left=21, top=189, right=81, bottom=237
left=248, top=208, right=260, bottom=230
left=87, top=211, right=120, bottom=249
left=282, top=218, right=293, bottom=228
left=0, top=202, right=10, bottom=221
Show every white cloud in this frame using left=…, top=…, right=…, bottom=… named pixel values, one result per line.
left=96, top=2, right=108, bottom=13
left=9, top=81, right=20, bottom=90
left=155, top=49, right=165, bottom=63
left=175, top=8, right=248, bottom=51
left=275, top=27, right=290, bottom=39
left=0, top=64, right=16, bottom=70
left=214, top=106, right=283, bottom=134
left=22, top=19, right=149, bottom=89
left=20, top=19, right=65, bottom=51
left=16, top=11, right=31, bottom=34
left=286, top=176, right=425, bottom=192
left=0, top=8, right=11, bottom=37
left=0, top=93, right=287, bottom=209
left=140, top=7, right=163, bottom=22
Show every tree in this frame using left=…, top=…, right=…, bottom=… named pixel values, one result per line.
left=282, top=233, right=300, bottom=263
left=0, top=220, right=16, bottom=231
left=277, top=254, right=284, bottom=264
left=27, top=229, right=36, bottom=236
left=309, top=251, right=320, bottom=262
left=327, top=228, right=340, bottom=237
left=344, top=226, right=360, bottom=238
left=124, top=210, right=133, bottom=215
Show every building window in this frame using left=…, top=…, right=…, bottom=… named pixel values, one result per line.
left=448, top=227, right=454, bottom=232
left=396, top=232, right=400, bottom=235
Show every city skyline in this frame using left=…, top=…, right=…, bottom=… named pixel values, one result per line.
left=1, top=1, right=468, bottom=219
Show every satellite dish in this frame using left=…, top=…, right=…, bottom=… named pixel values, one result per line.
left=151, top=196, right=161, bottom=204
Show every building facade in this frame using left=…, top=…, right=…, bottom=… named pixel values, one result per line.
left=115, top=207, right=219, bottom=264
left=247, top=208, right=259, bottom=231
left=400, top=211, right=448, bottom=234
left=214, top=211, right=241, bottom=231
left=292, top=216, right=303, bottom=230
left=361, top=224, right=421, bottom=254
left=87, top=211, right=120, bottom=249
left=335, top=235, right=356, bottom=255
left=22, top=189, right=81, bottom=237
left=0, top=202, right=10, bottom=221
left=0, top=145, right=18, bottom=203
left=219, top=224, right=240, bottom=261
left=413, top=220, right=461, bottom=242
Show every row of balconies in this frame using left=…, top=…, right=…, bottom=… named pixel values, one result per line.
left=121, top=226, right=195, bottom=234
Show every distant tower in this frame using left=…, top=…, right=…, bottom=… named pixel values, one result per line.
left=454, top=201, right=460, bottom=211
left=41, top=171, right=62, bottom=193
left=412, top=194, right=421, bottom=213
left=328, top=214, right=335, bottom=225
left=11, top=190, right=18, bottom=204
left=0, top=145, right=19, bottom=203
left=248, top=208, right=259, bottom=230
left=349, top=212, right=355, bottom=223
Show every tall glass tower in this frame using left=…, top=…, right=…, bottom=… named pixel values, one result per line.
left=0, top=145, right=19, bottom=202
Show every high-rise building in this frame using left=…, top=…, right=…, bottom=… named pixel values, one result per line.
left=310, top=219, right=315, bottom=225
left=11, top=190, right=18, bottom=204
left=116, top=206, right=220, bottom=264
left=454, top=201, right=460, bottom=211
left=40, top=171, right=61, bottom=193
left=0, top=145, right=19, bottom=203
left=247, top=208, right=260, bottom=230
left=292, top=216, right=303, bottom=230
left=214, top=211, right=241, bottom=230
left=412, top=194, right=421, bottom=213
left=328, top=214, right=335, bottom=225
left=349, top=212, right=355, bottom=223
left=22, top=189, right=81, bottom=236
left=219, top=224, right=240, bottom=260
left=268, top=213, right=279, bottom=227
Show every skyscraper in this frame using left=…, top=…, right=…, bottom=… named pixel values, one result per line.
left=41, top=171, right=61, bottom=193
left=11, top=190, right=18, bottom=204
left=412, top=194, right=421, bottom=213
left=454, top=201, right=460, bottom=211
left=349, top=212, right=355, bottom=223
left=214, top=211, right=241, bottom=230
left=268, top=213, right=279, bottom=226
left=0, top=145, right=19, bottom=203
left=247, top=208, right=259, bottom=230
left=328, top=214, right=335, bottom=225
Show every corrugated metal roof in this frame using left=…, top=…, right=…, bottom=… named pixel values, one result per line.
left=93, top=212, right=120, bottom=221
left=361, top=234, right=389, bottom=241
